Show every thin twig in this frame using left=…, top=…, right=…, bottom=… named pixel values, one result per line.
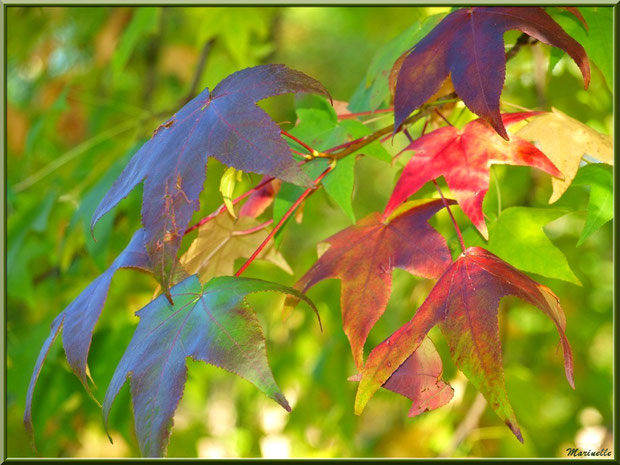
left=281, top=130, right=317, bottom=155
left=231, top=219, right=273, bottom=236
left=336, top=108, right=394, bottom=119
left=184, top=38, right=216, bottom=104
left=433, top=180, right=465, bottom=254
left=234, top=166, right=332, bottom=277
left=184, top=176, right=275, bottom=234
left=439, top=392, right=487, bottom=457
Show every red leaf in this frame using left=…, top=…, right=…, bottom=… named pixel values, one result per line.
left=349, top=337, right=454, bottom=417
left=393, top=7, right=590, bottom=139
left=292, top=199, right=453, bottom=368
left=239, top=178, right=280, bottom=218
left=384, top=112, right=561, bottom=239
left=91, top=65, right=329, bottom=293
left=355, top=247, right=573, bottom=442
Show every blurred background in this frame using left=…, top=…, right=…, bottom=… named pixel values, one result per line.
left=6, top=6, right=613, bottom=458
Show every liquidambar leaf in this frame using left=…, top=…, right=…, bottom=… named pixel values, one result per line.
left=349, top=337, right=454, bottom=417
left=25, top=229, right=151, bottom=443
left=103, top=274, right=317, bottom=457
left=91, top=65, right=329, bottom=293
left=290, top=199, right=453, bottom=369
left=384, top=113, right=562, bottom=239
left=515, top=108, right=613, bottom=203
left=181, top=211, right=291, bottom=283
left=393, top=7, right=590, bottom=139
left=355, top=247, right=573, bottom=442
left=488, top=207, right=580, bottom=285
left=572, top=164, right=613, bottom=245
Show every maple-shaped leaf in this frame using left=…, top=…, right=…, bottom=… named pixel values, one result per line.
left=384, top=113, right=562, bottom=239
left=349, top=337, right=454, bottom=417
left=91, top=65, right=329, bottom=292
left=571, top=164, right=613, bottom=245
left=393, top=7, right=590, bottom=139
left=239, top=177, right=281, bottom=218
left=355, top=247, right=573, bottom=442
left=25, top=229, right=151, bottom=442
left=515, top=108, right=613, bottom=203
left=181, top=211, right=291, bottom=283
left=289, top=199, right=453, bottom=369
left=103, top=274, right=317, bottom=457
left=487, top=207, right=580, bottom=285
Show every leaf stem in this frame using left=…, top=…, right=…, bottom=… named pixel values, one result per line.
left=281, top=130, right=316, bottom=155
left=231, top=219, right=273, bottom=236
left=234, top=166, right=333, bottom=277
left=336, top=108, right=394, bottom=119
left=184, top=176, right=275, bottom=235
left=433, top=180, right=465, bottom=254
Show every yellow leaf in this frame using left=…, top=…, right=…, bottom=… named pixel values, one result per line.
left=515, top=108, right=613, bottom=203
left=219, top=167, right=239, bottom=218
left=182, top=213, right=292, bottom=283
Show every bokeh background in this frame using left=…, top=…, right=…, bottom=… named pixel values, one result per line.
left=6, top=6, right=613, bottom=458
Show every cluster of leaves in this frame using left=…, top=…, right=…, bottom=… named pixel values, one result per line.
left=23, top=6, right=613, bottom=458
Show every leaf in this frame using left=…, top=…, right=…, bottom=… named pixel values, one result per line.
left=349, top=337, right=454, bottom=417
left=239, top=177, right=280, bottom=218
left=571, top=164, right=613, bottom=245
left=384, top=113, right=562, bottom=239
left=355, top=247, right=574, bottom=442
left=515, top=108, right=613, bottom=203
left=549, top=7, right=613, bottom=88
left=280, top=97, right=391, bottom=224
left=348, top=14, right=444, bottom=112
left=102, top=274, right=317, bottom=457
left=487, top=207, right=580, bottom=285
left=219, top=167, right=240, bottom=218
left=91, top=65, right=329, bottom=293
left=24, top=229, right=151, bottom=443
left=181, top=211, right=292, bottom=283
left=289, top=199, right=453, bottom=368
left=393, top=7, right=590, bottom=139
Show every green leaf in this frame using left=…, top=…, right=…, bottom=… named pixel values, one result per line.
left=487, top=207, right=581, bottom=285
left=572, top=164, right=613, bottom=245
left=349, top=14, right=444, bottom=112
left=278, top=97, right=391, bottom=225
left=548, top=7, right=613, bottom=89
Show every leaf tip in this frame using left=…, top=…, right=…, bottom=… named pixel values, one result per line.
left=506, top=420, right=524, bottom=443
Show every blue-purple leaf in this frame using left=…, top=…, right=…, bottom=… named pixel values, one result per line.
left=24, top=229, right=151, bottom=444
left=103, top=274, right=318, bottom=457
left=91, top=65, right=329, bottom=292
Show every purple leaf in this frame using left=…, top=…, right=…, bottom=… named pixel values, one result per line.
left=24, top=229, right=151, bottom=444
left=91, top=65, right=329, bottom=292
left=103, top=274, right=318, bottom=457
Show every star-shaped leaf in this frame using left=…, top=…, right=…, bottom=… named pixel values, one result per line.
left=393, top=7, right=590, bottom=139
left=181, top=211, right=291, bottom=283
left=571, top=163, right=613, bottom=245
left=91, top=65, right=329, bottom=293
left=349, top=337, right=454, bottom=417
left=289, top=199, right=453, bottom=368
left=103, top=274, right=317, bottom=457
left=384, top=113, right=562, bottom=239
left=487, top=207, right=580, bottom=285
left=355, top=247, right=573, bottom=442
left=515, top=108, right=613, bottom=203
left=25, top=229, right=151, bottom=444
